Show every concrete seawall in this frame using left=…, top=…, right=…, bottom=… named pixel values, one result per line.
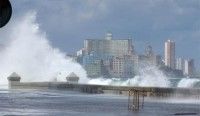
left=8, top=80, right=200, bottom=98
left=7, top=72, right=200, bottom=98
left=7, top=73, right=200, bottom=112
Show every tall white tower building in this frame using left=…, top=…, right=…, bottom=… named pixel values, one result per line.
left=184, top=59, right=194, bottom=76
left=165, top=40, right=175, bottom=69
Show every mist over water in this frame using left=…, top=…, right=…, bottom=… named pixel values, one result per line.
left=0, top=12, right=199, bottom=89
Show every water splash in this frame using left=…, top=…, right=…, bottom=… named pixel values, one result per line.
left=0, top=11, right=88, bottom=85
left=128, top=66, right=170, bottom=87
left=177, top=78, right=200, bottom=88
left=88, top=77, right=113, bottom=85
left=89, top=66, right=170, bottom=87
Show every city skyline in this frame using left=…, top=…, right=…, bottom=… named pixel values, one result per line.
left=75, top=33, right=196, bottom=78
left=1, top=0, right=200, bottom=68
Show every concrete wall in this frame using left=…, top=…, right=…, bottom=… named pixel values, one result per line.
left=8, top=80, right=200, bottom=98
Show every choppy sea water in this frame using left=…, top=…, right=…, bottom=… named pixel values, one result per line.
left=0, top=89, right=199, bottom=116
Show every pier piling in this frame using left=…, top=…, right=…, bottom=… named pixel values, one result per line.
left=128, top=89, right=145, bottom=111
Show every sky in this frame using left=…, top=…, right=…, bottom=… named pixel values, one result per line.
left=1, top=0, right=200, bottom=68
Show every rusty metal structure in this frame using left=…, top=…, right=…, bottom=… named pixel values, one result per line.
left=128, top=89, right=145, bottom=111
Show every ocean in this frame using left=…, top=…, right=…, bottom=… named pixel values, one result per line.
left=0, top=89, right=199, bottom=116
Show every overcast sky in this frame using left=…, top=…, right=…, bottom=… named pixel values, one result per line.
left=5, top=0, right=200, bottom=68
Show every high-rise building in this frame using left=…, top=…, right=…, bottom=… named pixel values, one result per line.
left=164, top=40, right=175, bottom=69
left=84, top=32, right=134, bottom=57
left=82, top=51, right=103, bottom=78
left=135, top=45, right=162, bottom=67
left=111, top=55, right=135, bottom=78
left=184, top=59, right=195, bottom=76
left=176, top=58, right=184, bottom=71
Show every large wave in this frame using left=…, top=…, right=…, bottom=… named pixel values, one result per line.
left=89, top=66, right=170, bottom=87
left=0, top=11, right=88, bottom=85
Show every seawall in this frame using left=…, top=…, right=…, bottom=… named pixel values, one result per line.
left=8, top=80, right=200, bottom=98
